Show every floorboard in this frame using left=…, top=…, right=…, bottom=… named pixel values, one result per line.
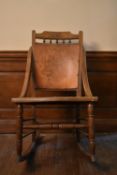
left=0, top=133, right=117, bottom=175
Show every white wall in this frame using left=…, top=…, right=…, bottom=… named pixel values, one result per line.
left=0, top=0, right=117, bottom=50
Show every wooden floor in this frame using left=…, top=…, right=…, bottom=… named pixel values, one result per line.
left=0, top=133, right=117, bottom=175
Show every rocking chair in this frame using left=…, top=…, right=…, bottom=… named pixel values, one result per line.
left=12, top=30, right=98, bottom=162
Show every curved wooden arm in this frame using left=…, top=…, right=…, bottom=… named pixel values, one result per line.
left=81, top=47, right=93, bottom=96
left=20, top=47, right=32, bottom=97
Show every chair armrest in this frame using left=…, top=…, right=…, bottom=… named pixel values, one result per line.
left=20, top=47, right=32, bottom=97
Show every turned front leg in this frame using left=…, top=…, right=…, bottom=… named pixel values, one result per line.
left=87, top=103, right=95, bottom=162
left=32, top=105, right=37, bottom=142
left=16, top=104, right=23, bottom=159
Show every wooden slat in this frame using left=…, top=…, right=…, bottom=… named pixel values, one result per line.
left=35, top=31, right=79, bottom=40
left=23, top=123, right=87, bottom=129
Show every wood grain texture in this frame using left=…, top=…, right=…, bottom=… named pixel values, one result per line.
left=0, top=133, right=117, bottom=175
left=0, top=51, right=117, bottom=133
left=33, top=44, right=80, bottom=89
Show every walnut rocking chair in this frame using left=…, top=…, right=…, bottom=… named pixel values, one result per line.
left=12, top=30, right=98, bottom=162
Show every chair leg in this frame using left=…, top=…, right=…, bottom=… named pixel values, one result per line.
left=87, top=103, right=95, bottom=162
left=32, top=106, right=37, bottom=142
left=16, top=104, right=23, bottom=161
left=74, top=105, right=80, bottom=142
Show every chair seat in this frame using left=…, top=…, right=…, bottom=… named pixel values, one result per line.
left=12, top=96, right=98, bottom=104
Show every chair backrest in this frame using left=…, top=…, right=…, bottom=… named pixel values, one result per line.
left=32, top=31, right=83, bottom=95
